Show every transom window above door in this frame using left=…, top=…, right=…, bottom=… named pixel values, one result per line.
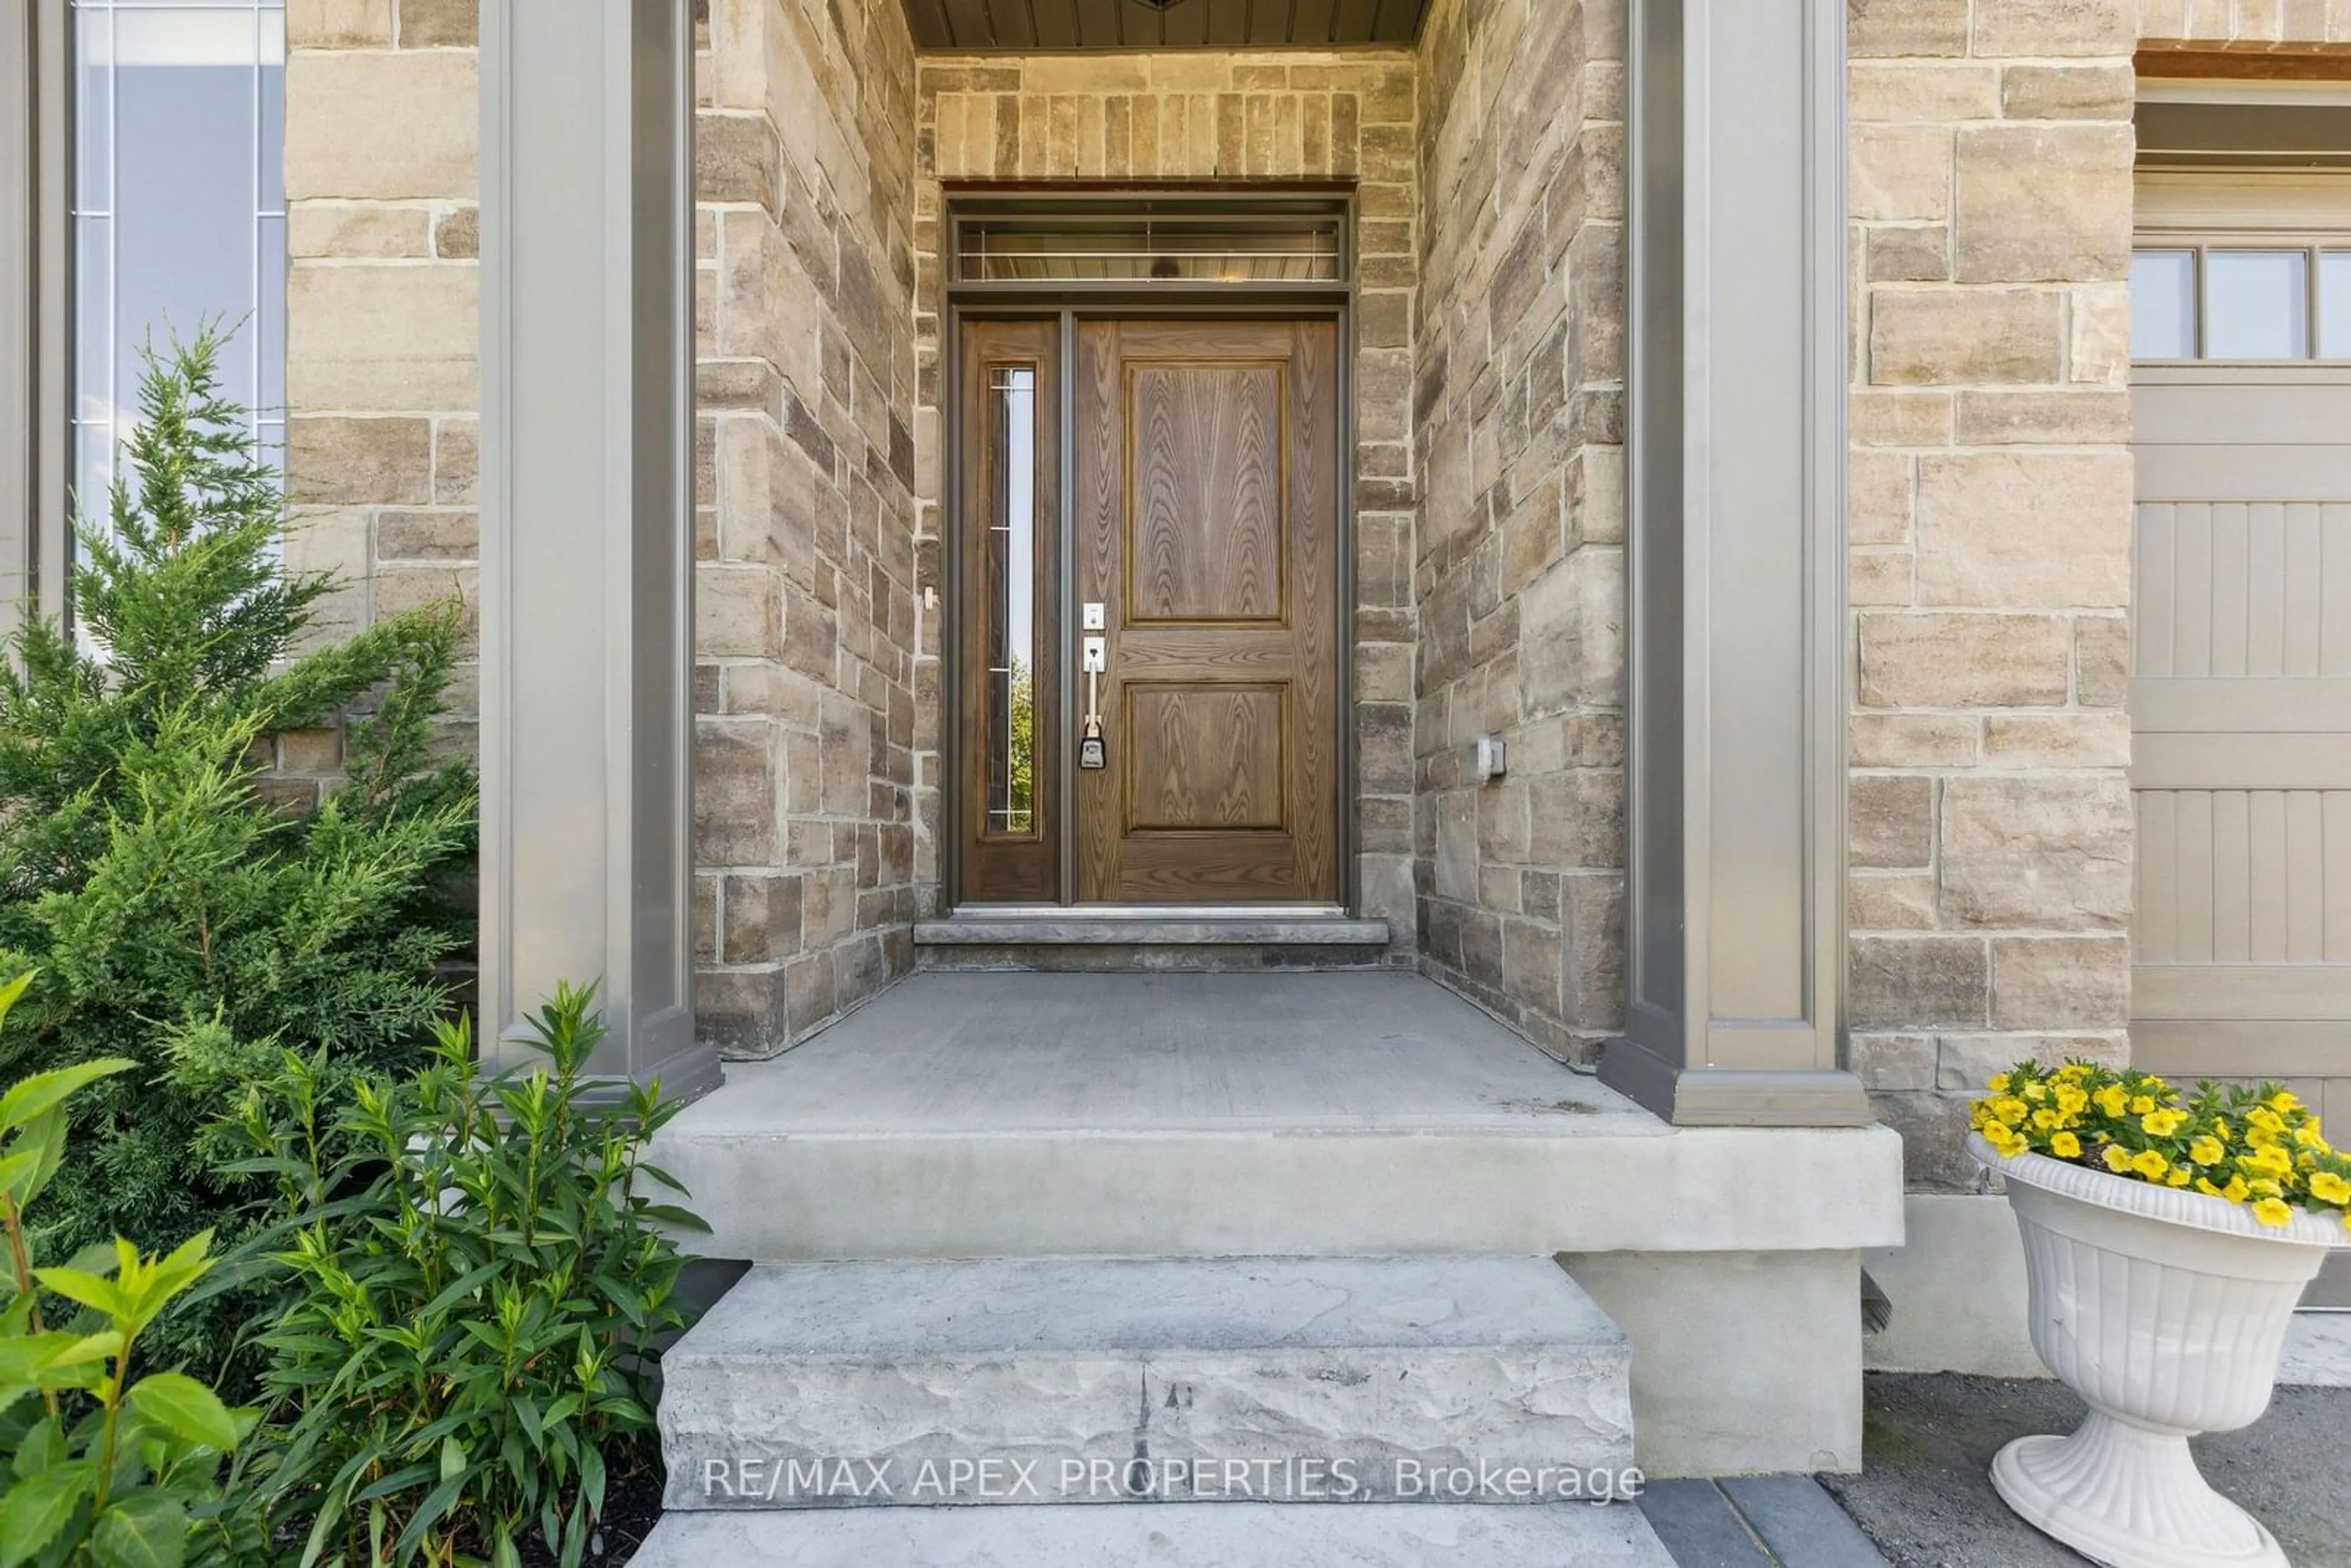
left=947, top=193, right=1353, bottom=290
left=957, top=215, right=1344, bottom=283
left=2131, top=245, right=2351, bottom=361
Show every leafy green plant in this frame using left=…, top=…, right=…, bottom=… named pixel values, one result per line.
left=0, top=971, right=263, bottom=1567
left=0, top=326, right=475, bottom=1378
left=233, top=983, right=706, bottom=1568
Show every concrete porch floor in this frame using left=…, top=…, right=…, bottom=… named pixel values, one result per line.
left=653, top=970, right=1900, bottom=1265
left=680, top=970, right=1656, bottom=1134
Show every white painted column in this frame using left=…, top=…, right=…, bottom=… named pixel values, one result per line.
left=1602, top=0, right=1867, bottom=1126
left=476, top=0, right=716, bottom=1094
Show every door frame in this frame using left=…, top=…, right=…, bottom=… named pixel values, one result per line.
left=940, top=186, right=1359, bottom=912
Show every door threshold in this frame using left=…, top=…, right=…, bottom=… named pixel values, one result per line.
left=945, top=903, right=1351, bottom=921
left=915, top=909, right=1390, bottom=947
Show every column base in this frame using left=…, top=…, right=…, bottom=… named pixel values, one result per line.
left=1598, top=1037, right=1873, bottom=1127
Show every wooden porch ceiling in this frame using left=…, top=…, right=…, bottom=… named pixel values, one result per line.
left=904, top=0, right=1431, bottom=51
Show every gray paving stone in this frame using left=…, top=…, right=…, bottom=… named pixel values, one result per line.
left=629, top=1501, right=1676, bottom=1566
left=659, top=1256, right=1634, bottom=1510
left=1719, top=1477, right=1889, bottom=1567
left=1636, top=1480, right=1774, bottom=1568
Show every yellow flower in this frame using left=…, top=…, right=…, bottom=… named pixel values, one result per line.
left=2032, top=1108, right=2063, bottom=1131
left=2252, top=1197, right=2293, bottom=1228
left=2244, top=1144, right=2295, bottom=1179
left=2140, top=1109, right=2187, bottom=1138
left=2225, top=1176, right=2251, bottom=1202
left=2132, top=1149, right=2169, bottom=1180
left=2094, top=1086, right=2130, bottom=1117
left=2058, top=1063, right=2090, bottom=1081
left=2309, top=1171, right=2351, bottom=1205
left=1988, top=1073, right=2012, bottom=1093
left=1992, top=1097, right=2030, bottom=1127
left=2268, top=1090, right=2301, bottom=1114
left=2249, top=1107, right=2287, bottom=1136
left=2056, top=1086, right=2088, bottom=1115
left=2292, top=1124, right=2330, bottom=1153
left=2023, top=1082, right=2048, bottom=1103
left=2249, top=1178, right=2284, bottom=1199
left=2102, top=1146, right=2136, bottom=1174
left=2167, top=1167, right=2193, bottom=1187
left=2189, top=1136, right=2227, bottom=1166
left=2050, top=1131, right=2082, bottom=1160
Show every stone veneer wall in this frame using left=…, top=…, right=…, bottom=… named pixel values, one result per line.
left=913, top=51, right=1422, bottom=945
left=1850, top=0, right=2350, bottom=1188
left=693, top=0, right=921, bottom=1052
left=288, top=0, right=2351, bottom=1124
left=282, top=0, right=481, bottom=801
left=1845, top=0, right=2140, bottom=1186
left=285, top=0, right=924, bottom=1056
left=1409, top=0, right=1626, bottom=1062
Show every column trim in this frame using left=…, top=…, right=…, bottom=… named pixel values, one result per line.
left=478, top=0, right=718, bottom=1098
left=1604, top=0, right=1867, bottom=1127
left=0, top=0, right=70, bottom=637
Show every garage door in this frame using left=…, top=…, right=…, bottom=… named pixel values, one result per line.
left=2130, top=171, right=2351, bottom=1304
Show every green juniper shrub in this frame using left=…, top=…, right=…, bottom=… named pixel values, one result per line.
left=0, top=970, right=267, bottom=1568
left=230, top=982, right=707, bottom=1568
left=0, top=326, right=476, bottom=1380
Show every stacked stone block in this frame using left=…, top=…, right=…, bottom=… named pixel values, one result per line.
left=1409, top=0, right=1626, bottom=1063
left=1845, top=0, right=2140, bottom=1184
left=693, top=0, right=922, bottom=1052
left=282, top=0, right=481, bottom=800
left=913, top=50, right=1422, bottom=949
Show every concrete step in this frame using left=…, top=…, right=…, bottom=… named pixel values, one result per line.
left=659, top=1256, right=1635, bottom=1512
left=628, top=1501, right=1675, bottom=1566
left=912, top=913, right=1391, bottom=970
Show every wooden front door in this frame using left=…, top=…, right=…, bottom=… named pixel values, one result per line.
left=955, top=316, right=1343, bottom=906
left=1071, top=319, right=1341, bottom=902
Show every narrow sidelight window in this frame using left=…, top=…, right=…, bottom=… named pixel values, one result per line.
left=986, top=366, right=1038, bottom=838
left=70, top=0, right=287, bottom=517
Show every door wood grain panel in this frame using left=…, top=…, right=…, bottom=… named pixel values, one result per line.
left=1074, top=319, right=1340, bottom=901
left=1128, top=362, right=1284, bottom=621
left=1125, top=684, right=1286, bottom=830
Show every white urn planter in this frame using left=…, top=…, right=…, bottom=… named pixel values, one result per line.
left=1971, top=1133, right=2338, bottom=1568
